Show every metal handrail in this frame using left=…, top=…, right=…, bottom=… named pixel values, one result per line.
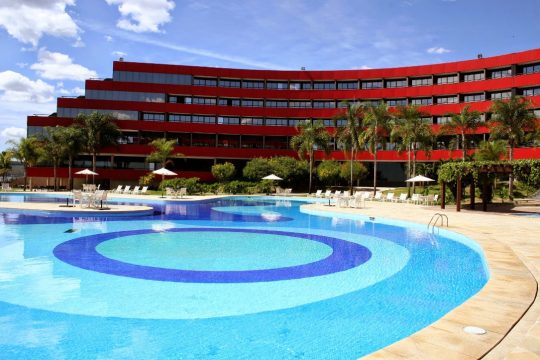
left=428, top=213, right=449, bottom=232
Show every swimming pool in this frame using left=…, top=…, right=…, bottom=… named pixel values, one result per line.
left=0, top=194, right=488, bottom=359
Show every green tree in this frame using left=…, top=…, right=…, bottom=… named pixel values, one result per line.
left=39, top=127, right=69, bottom=191
left=146, top=138, right=182, bottom=169
left=290, top=119, right=332, bottom=194
left=391, top=105, right=434, bottom=194
left=0, top=150, right=13, bottom=182
left=339, top=161, right=368, bottom=185
left=75, top=112, right=121, bottom=172
left=489, top=95, right=539, bottom=199
left=8, top=136, right=40, bottom=191
left=316, top=160, right=341, bottom=186
left=334, top=102, right=365, bottom=193
left=57, top=126, right=84, bottom=190
left=268, top=156, right=308, bottom=188
left=361, top=102, right=393, bottom=194
left=211, top=162, right=236, bottom=182
left=474, top=140, right=508, bottom=161
left=440, top=105, right=482, bottom=160
left=243, top=157, right=271, bottom=180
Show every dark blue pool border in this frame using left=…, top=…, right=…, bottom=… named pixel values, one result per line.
left=53, top=227, right=372, bottom=283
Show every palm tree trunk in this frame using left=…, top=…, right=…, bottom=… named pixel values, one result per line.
left=92, top=152, right=97, bottom=172
left=350, top=147, right=354, bottom=193
left=407, top=143, right=411, bottom=196
left=68, top=156, right=73, bottom=191
left=373, top=140, right=378, bottom=195
left=508, top=146, right=514, bottom=200
left=412, top=149, right=417, bottom=194
left=462, top=133, right=466, bottom=161
left=308, top=151, right=313, bottom=194
left=53, top=162, right=57, bottom=191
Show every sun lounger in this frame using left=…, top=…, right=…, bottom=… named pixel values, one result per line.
left=397, top=193, right=408, bottom=203
left=131, top=186, right=140, bottom=194
left=112, top=185, right=123, bottom=193
left=122, top=186, right=131, bottom=194
left=314, top=190, right=323, bottom=198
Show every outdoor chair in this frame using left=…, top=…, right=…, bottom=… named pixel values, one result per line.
left=165, top=187, right=177, bottom=198
left=140, top=186, right=149, bottom=195
left=1, top=183, right=12, bottom=191
left=122, top=186, right=131, bottom=194
left=131, top=186, right=140, bottom=194
left=397, top=193, right=408, bottom=203
left=350, top=192, right=364, bottom=208
left=72, top=190, right=83, bottom=207
left=323, top=190, right=332, bottom=198
left=113, top=185, right=123, bottom=193
left=409, top=193, right=421, bottom=205
left=372, top=191, right=383, bottom=201
left=384, top=192, right=395, bottom=202
left=314, top=190, right=323, bottom=198
left=177, top=187, right=187, bottom=198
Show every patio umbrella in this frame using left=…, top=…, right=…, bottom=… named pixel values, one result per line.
left=262, top=174, right=283, bottom=181
left=152, top=167, right=178, bottom=198
left=406, top=175, right=434, bottom=193
left=75, top=168, right=99, bottom=184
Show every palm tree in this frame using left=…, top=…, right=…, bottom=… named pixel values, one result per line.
left=146, top=138, right=182, bottom=169
left=474, top=140, right=507, bottom=161
left=361, top=102, right=393, bottom=194
left=334, top=101, right=365, bottom=193
left=290, top=119, right=332, bottom=194
left=0, top=150, right=13, bottom=182
left=8, top=137, right=40, bottom=191
left=391, top=105, right=434, bottom=194
left=440, top=105, right=482, bottom=160
left=489, top=95, right=539, bottom=198
left=57, top=126, right=85, bottom=190
left=75, top=112, right=121, bottom=172
left=39, top=127, right=67, bottom=191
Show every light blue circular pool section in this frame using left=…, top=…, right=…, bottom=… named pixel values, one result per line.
left=53, top=228, right=372, bottom=283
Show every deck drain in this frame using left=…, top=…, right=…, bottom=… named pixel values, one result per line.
left=64, top=229, right=79, bottom=233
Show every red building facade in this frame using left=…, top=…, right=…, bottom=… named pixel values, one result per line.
left=27, top=48, right=540, bottom=186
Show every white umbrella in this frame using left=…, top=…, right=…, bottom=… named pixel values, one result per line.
left=75, top=168, right=99, bottom=183
left=406, top=175, right=434, bottom=183
left=152, top=167, right=178, bottom=198
left=262, top=174, right=283, bottom=181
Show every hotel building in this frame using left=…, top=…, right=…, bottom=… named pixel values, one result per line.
left=27, top=48, right=540, bottom=187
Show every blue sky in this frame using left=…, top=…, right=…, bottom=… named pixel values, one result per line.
left=1, top=0, right=539, bottom=151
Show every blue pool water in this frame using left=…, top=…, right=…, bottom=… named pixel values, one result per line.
left=0, top=194, right=488, bottom=359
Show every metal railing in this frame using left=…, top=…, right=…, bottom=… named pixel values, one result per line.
left=427, top=213, right=449, bottom=232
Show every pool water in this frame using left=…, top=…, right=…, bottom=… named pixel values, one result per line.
left=0, top=194, right=488, bottom=359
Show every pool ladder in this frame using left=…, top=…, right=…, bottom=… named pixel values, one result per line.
left=427, top=213, right=448, bottom=232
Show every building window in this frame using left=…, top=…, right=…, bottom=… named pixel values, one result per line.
left=385, top=79, right=407, bottom=88
left=288, top=119, right=303, bottom=126
left=435, top=116, right=452, bottom=124
left=361, top=80, right=383, bottom=89
left=217, top=135, right=240, bottom=148
left=57, top=108, right=138, bottom=120
left=523, top=87, right=540, bottom=96
left=463, top=93, right=485, bottom=102
left=267, top=81, right=288, bottom=90
left=435, top=74, right=458, bottom=85
left=191, top=97, right=217, bottom=105
left=241, top=117, right=264, bottom=125
left=86, top=89, right=166, bottom=103
left=337, top=81, right=358, bottom=90
left=289, top=100, right=311, bottom=108
left=386, top=99, right=407, bottom=107
left=218, top=98, right=240, bottom=106
left=411, top=77, right=432, bottom=87
left=313, top=101, right=336, bottom=108
left=193, top=78, right=217, bottom=86
left=113, top=71, right=192, bottom=85
left=463, top=72, right=485, bottom=82
left=265, top=118, right=288, bottom=126
left=169, top=114, right=191, bottom=123
left=142, top=113, right=165, bottom=121
left=289, top=82, right=302, bottom=90
left=490, top=91, right=511, bottom=100
left=242, top=80, right=265, bottom=89
left=523, top=63, right=540, bottom=74
left=218, top=79, right=241, bottom=88
left=241, top=99, right=264, bottom=107
left=192, top=115, right=216, bottom=124
left=435, top=96, right=458, bottom=104
left=217, top=116, right=240, bottom=125
left=313, top=82, right=335, bottom=90
left=266, top=100, right=288, bottom=108
left=410, top=98, right=432, bottom=106
left=489, top=68, right=512, bottom=79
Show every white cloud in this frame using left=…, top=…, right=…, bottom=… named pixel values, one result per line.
left=0, top=70, right=54, bottom=103
left=72, top=36, right=85, bottom=48
left=0, top=0, right=79, bottom=47
left=58, top=86, right=84, bottom=96
left=1, top=127, right=26, bottom=141
left=112, top=50, right=127, bottom=58
left=16, top=62, right=28, bottom=68
left=105, top=0, right=175, bottom=33
left=427, top=46, right=450, bottom=54
left=30, top=48, right=97, bottom=81
left=105, top=35, right=113, bottom=42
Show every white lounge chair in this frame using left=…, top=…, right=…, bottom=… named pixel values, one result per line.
left=1, top=183, right=12, bottom=191
left=72, top=190, right=83, bottom=207
left=112, top=185, right=123, bottom=193
left=323, top=190, right=332, bottom=198
left=350, top=192, right=365, bottom=208
left=140, top=186, right=149, bottom=195
left=177, top=187, right=187, bottom=198
left=397, top=193, right=408, bottom=203
left=314, top=190, right=323, bottom=198
left=409, top=193, right=421, bottom=204
left=122, top=185, right=131, bottom=194
left=131, top=186, right=140, bottom=194
left=384, top=192, right=394, bottom=202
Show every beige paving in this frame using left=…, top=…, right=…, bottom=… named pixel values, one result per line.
left=301, top=201, right=540, bottom=359
left=0, top=200, right=153, bottom=215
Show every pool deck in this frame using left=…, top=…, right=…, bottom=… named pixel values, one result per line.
left=0, top=201, right=155, bottom=216
left=302, top=201, right=540, bottom=360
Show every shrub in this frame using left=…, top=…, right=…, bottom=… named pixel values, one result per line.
left=161, top=177, right=201, bottom=194
left=317, top=160, right=341, bottom=186
left=339, top=161, right=368, bottom=184
left=211, top=162, right=236, bottom=182
left=243, top=158, right=271, bottom=180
